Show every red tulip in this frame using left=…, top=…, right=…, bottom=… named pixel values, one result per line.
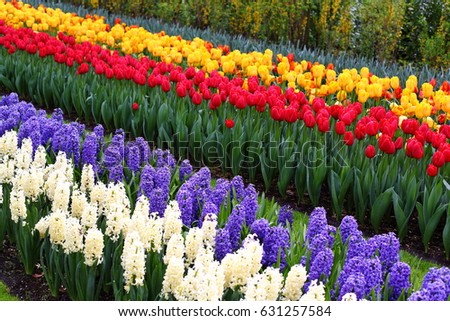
left=343, top=131, right=354, bottom=146
left=209, top=94, right=222, bottom=110
left=394, top=137, right=403, bottom=150
left=335, top=121, right=346, bottom=135
left=76, top=63, right=89, bottom=75
left=426, top=164, right=438, bottom=177
left=401, top=119, right=419, bottom=135
left=355, top=124, right=366, bottom=140
left=235, top=96, right=247, bottom=109
left=175, top=83, right=187, bottom=97
left=303, top=111, right=316, bottom=128
left=378, top=135, right=396, bottom=154
left=405, top=138, right=424, bottom=159
left=432, top=151, right=445, bottom=167
left=191, top=92, right=202, bottom=105
left=161, top=77, right=171, bottom=92
left=225, top=119, right=235, bottom=129
left=365, top=145, right=376, bottom=158
left=283, top=108, right=298, bottom=123
left=312, top=97, right=326, bottom=113
left=316, top=114, right=330, bottom=133
left=365, top=120, right=379, bottom=136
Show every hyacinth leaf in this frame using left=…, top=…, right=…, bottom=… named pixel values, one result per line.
left=40, top=238, right=62, bottom=298
left=353, top=169, right=367, bottom=222
left=0, top=73, right=14, bottom=92
left=101, top=100, right=114, bottom=130
left=370, top=187, right=394, bottom=233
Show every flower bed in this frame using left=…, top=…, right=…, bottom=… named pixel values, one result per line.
left=0, top=92, right=448, bottom=301
left=0, top=1, right=449, bottom=255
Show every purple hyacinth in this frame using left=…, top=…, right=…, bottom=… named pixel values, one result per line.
left=199, top=202, right=218, bottom=228
left=422, top=267, right=450, bottom=298
left=240, top=184, right=258, bottom=226
left=41, top=112, right=63, bottom=145
left=388, top=262, right=411, bottom=300
left=277, top=205, right=294, bottom=227
left=262, top=226, right=290, bottom=270
left=108, top=164, right=124, bottom=183
left=250, top=218, right=270, bottom=241
left=17, top=116, right=42, bottom=152
left=423, top=279, right=447, bottom=301
left=363, top=257, right=383, bottom=295
left=179, top=159, right=193, bottom=182
left=225, top=205, right=245, bottom=251
left=135, top=137, right=150, bottom=165
left=308, top=247, right=334, bottom=283
left=17, top=101, right=37, bottom=122
left=153, top=148, right=176, bottom=170
left=81, top=133, right=99, bottom=172
left=345, top=232, right=368, bottom=262
left=103, top=144, right=123, bottom=169
left=125, top=142, right=141, bottom=173
left=230, top=175, right=245, bottom=202
left=210, top=178, right=231, bottom=210
left=93, top=124, right=104, bottom=153
left=176, top=188, right=194, bottom=226
left=368, top=233, right=400, bottom=274
left=337, top=256, right=383, bottom=298
left=51, top=123, right=81, bottom=165
left=408, top=289, right=431, bottom=301
left=306, top=207, right=328, bottom=242
left=139, top=164, right=156, bottom=198
left=339, top=215, right=359, bottom=243
left=214, top=228, right=232, bottom=262
left=338, top=272, right=366, bottom=301
left=111, top=129, right=125, bottom=159
left=149, top=187, right=168, bottom=217
left=0, top=93, right=19, bottom=106
left=154, top=166, right=171, bottom=195
left=308, top=233, right=330, bottom=263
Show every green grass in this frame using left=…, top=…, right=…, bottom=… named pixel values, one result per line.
left=0, top=281, right=17, bottom=301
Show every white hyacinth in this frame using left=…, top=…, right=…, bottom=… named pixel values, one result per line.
left=221, top=234, right=263, bottom=290
left=48, top=209, right=67, bottom=245
left=80, top=164, right=95, bottom=194
left=63, top=216, right=84, bottom=254
left=162, top=256, right=185, bottom=299
left=31, top=145, right=47, bottom=169
left=299, top=280, right=326, bottom=301
left=81, top=203, right=99, bottom=231
left=0, top=155, right=15, bottom=184
left=282, top=264, right=308, bottom=301
left=163, top=201, right=183, bottom=244
left=201, top=213, right=217, bottom=248
left=341, top=292, right=358, bottom=301
left=10, top=188, right=27, bottom=223
left=13, top=167, right=44, bottom=201
left=14, top=138, right=33, bottom=170
left=34, top=215, right=50, bottom=238
left=184, top=227, right=204, bottom=266
left=121, top=231, right=146, bottom=293
left=84, top=228, right=104, bottom=266
left=51, top=180, right=71, bottom=212
left=0, top=130, right=18, bottom=157
left=244, top=267, right=284, bottom=301
left=128, top=196, right=163, bottom=252
left=71, top=189, right=88, bottom=218
left=89, top=181, right=107, bottom=210
left=164, top=233, right=185, bottom=265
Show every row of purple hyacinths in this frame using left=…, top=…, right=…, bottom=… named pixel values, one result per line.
left=1, top=92, right=449, bottom=300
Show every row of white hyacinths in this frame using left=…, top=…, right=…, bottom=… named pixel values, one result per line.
left=0, top=130, right=326, bottom=301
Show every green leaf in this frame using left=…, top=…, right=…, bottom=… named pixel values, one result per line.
left=370, top=187, right=394, bottom=233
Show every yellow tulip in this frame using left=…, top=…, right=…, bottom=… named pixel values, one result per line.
left=421, top=82, right=433, bottom=98
left=390, top=76, right=400, bottom=89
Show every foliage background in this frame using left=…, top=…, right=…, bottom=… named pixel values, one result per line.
left=69, top=0, right=450, bottom=69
